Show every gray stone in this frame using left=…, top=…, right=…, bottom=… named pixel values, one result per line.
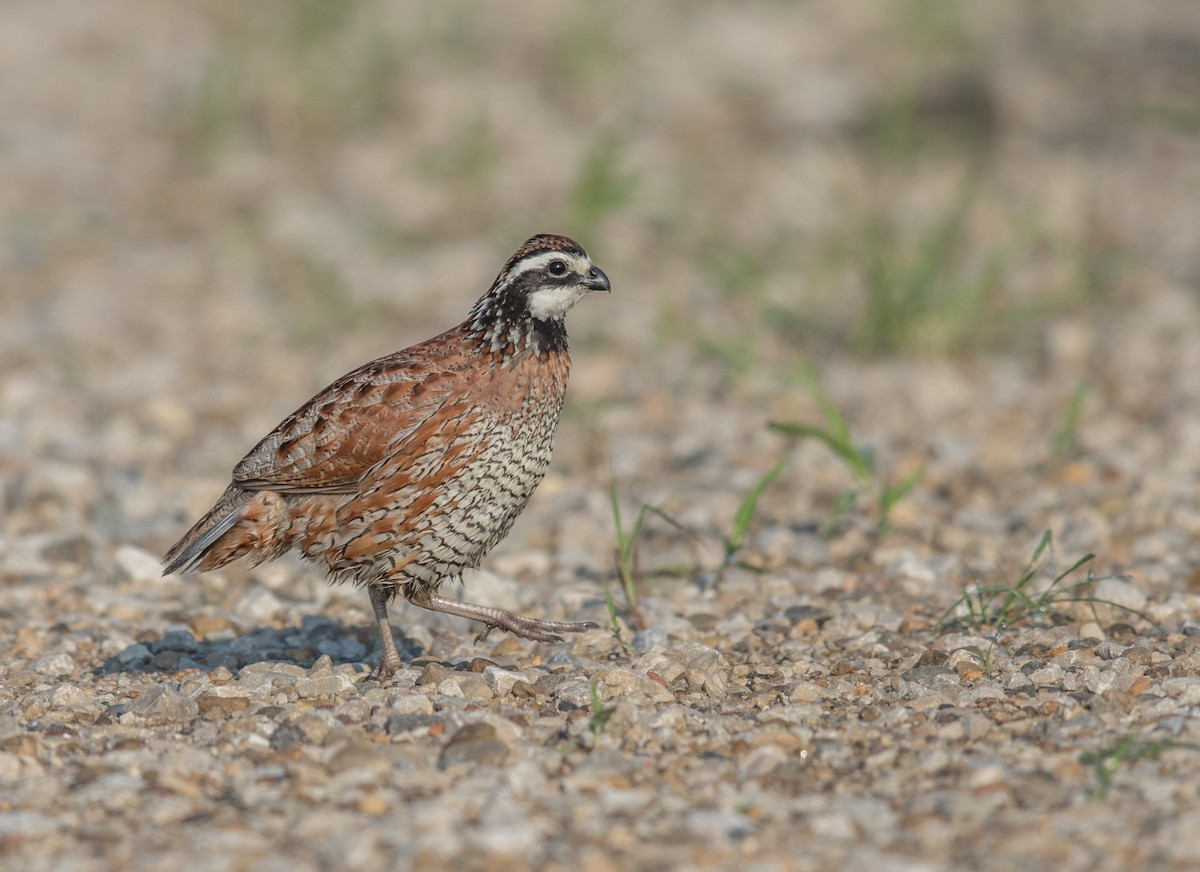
left=293, top=672, right=356, bottom=699
left=116, top=643, right=152, bottom=665
left=483, top=665, right=525, bottom=696
left=900, top=665, right=957, bottom=684
left=269, top=723, right=308, bottom=751
left=599, top=668, right=674, bottom=703
left=438, top=723, right=510, bottom=770
left=127, top=683, right=199, bottom=723
left=385, top=713, right=441, bottom=737
left=0, top=811, right=56, bottom=839
left=631, top=627, right=669, bottom=652
left=115, top=545, right=170, bottom=583
left=417, top=662, right=459, bottom=686
left=439, top=674, right=492, bottom=699
left=1093, top=577, right=1148, bottom=613
left=31, top=651, right=76, bottom=676
left=151, top=630, right=199, bottom=653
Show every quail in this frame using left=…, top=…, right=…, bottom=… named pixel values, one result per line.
left=163, top=234, right=610, bottom=678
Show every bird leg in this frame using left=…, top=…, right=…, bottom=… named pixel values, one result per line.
left=368, top=585, right=404, bottom=680
left=406, top=588, right=597, bottom=645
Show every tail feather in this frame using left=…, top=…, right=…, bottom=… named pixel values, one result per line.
left=162, top=485, right=250, bottom=575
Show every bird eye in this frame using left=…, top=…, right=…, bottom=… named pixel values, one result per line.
left=547, top=260, right=567, bottom=276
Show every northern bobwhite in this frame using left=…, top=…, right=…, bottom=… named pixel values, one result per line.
left=163, top=234, right=610, bottom=678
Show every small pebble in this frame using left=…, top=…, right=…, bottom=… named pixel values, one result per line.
left=127, top=684, right=199, bottom=724
left=438, top=723, right=510, bottom=770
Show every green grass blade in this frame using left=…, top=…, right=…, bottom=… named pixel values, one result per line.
left=768, top=421, right=872, bottom=482
left=608, top=469, right=639, bottom=613
left=1052, top=379, right=1091, bottom=457
left=878, top=465, right=924, bottom=528
left=725, top=455, right=787, bottom=560
left=588, top=679, right=615, bottom=738
left=608, top=469, right=624, bottom=546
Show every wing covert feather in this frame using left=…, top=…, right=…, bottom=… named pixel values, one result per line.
left=232, top=348, right=464, bottom=494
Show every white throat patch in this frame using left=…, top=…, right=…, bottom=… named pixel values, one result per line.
left=527, top=284, right=589, bottom=321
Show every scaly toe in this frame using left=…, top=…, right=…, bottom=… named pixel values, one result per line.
left=371, top=660, right=402, bottom=681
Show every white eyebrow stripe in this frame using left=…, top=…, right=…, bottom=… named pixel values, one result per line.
left=506, top=250, right=590, bottom=280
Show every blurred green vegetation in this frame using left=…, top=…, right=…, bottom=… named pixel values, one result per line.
left=160, top=0, right=1165, bottom=371
left=770, top=369, right=923, bottom=536
left=567, top=134, right=639, bottom=242
left=176, top=0, right=405, bottom=165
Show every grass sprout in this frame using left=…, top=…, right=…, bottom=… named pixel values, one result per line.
left=935, top=530, right=1157, bottom=633
left=858, top=178, right=1004, bottom=355
left=770, top=367, right=922, bottom=534
left=608, top=472, right=695, bottom=629
left=1052, top=378, right=1091, bottom=458
left=723, top=455, right=788, bottom=568
left=1081, top=733, right=1200, bottom=798
left=603, top=587, right=628, bottom=653
left=588, top=679, right=616, bottom=739
left=878, top=465, right=925, bottom=530
left=609, top=472, right=650, bottom=623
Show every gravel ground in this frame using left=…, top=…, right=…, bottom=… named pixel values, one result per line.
left=4, top=3, right=1200, bottom=871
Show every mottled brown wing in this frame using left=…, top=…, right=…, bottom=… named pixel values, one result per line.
left=232, top=343, right=467, bottom=495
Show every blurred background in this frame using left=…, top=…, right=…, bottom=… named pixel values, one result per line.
left=3, top=0, right=1199, bottom=590
left=6, top=5, right=1200, bottom=866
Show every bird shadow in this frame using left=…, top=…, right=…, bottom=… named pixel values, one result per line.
left=91, top=617, right=430, bottom=677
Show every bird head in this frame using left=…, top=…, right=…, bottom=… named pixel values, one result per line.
left=469, top=234, right=609, bottom=357
left=502, top=234, right=610, bottom=321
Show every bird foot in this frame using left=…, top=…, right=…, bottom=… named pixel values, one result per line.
left=407, top=589, right=597, bottom=647
left=371, top=654, right=403, bottom=682
left=473, top=615, right=598, bottom=645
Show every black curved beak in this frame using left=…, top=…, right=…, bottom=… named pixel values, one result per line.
left=583, top=265, right=611, bottom=292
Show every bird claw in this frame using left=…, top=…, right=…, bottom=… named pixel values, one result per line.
left=371, top=659, right=401, bottom=682
left=473, top=617, right=595, bottom=645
